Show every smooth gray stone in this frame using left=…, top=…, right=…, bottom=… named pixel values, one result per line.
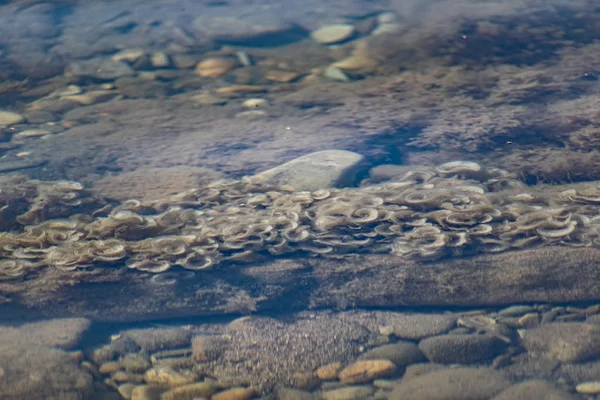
left=418, top=334, right=507, bottom=364
left=248, top=150, right=365, bottom=191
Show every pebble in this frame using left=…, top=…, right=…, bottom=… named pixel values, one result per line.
left=160, top=382, right=219, bottom=400
left=321, top=385, right=373, bottom=400
left=575, top=381, right=600, bottom=393
left=364, top=342, right=425, bottom=369
left=389, top=367, right=511, bottom=400
left=311, top=24, right=355, bottom=44
left=151, top=52, right=170, bottom=68
left=215, top=85, right=266, bottom=95
left=112, top=49, right=145, bottom=63
left=418, top=334, right=507, bottom=364
left=338, top=359, right=396, bottom=384
left=249, top=149, right=366, bottom=191
left=212, top=387, right=255, bottom=400
left=265, top=70, right=301, bottom=82
left=316, top=362, right=342, bottom=380
left=195, top=57, right=238, bottom=78
left=384, top=313, right=457, bottom=340
left=498, top=305, right=536, bottom=317
left=143, top=366, right=196, bottom=387
left=13, top=129, right=50, bottom=139
left=521, top=322, right=600, bottom=363
left=0, top=110, right=24, bottom=126
left=242, top=98, right=268, bottom=108
left=62, top=90, right=116, bottom=105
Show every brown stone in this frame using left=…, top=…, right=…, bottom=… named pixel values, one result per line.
left=212, top=387, right=256, bottom=400
left=316, top=362, right=342, bottom=380
left=338, top=359, right=396, bottom=384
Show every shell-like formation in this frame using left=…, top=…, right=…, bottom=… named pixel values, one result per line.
left=4, top=161, right=600, bottom=279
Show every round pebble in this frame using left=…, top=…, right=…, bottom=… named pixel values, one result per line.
left=242, top=98, right=268, bottom=108
left=195, top=57, right=238, bottom=78
left=311, top=24, right=355, bottom=44
left=0, top=111, right=24, bottom=126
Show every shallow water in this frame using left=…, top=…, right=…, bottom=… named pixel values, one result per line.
left=2, top=0, right=600, bottom=398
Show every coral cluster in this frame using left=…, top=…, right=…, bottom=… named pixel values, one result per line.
left=3, top=161, right=600, bottom=280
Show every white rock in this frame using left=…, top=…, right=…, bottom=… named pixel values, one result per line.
left=311, top=24, right=355, bottom=44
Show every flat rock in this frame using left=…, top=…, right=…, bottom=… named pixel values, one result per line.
left=248, top=150, right=365, bottom=190
left=521, top=322, right=600, bottom=363
left=388, top=367, right=512, bottom=400
left=418, top=334, right=508, bottom=364
left=491, top=380, right=577, bottom=400
left=0, top=345, right=94, bottom=400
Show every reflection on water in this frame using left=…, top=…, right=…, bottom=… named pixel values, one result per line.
left=2, top=0, right=600, bottom=398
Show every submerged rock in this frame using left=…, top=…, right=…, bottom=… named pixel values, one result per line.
left=388, top=367, right=511, bottom=400
left=248, top=149, right=365, bottom=190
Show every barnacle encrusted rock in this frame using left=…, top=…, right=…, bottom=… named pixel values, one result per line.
left=5, top=159, right=600, bottom=280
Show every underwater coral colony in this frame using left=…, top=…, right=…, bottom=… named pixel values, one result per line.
left=0, top=161, right=597, bottom=279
